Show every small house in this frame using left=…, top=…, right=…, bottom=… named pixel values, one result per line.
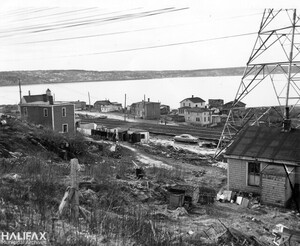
left=208, top=99, right=224, bottom=109
left=184, top=107, right=211, bottom=126
left=225, top=125, right=300, bottom=207
left=160, top=104, right=170, bottom=115
left=94, top=100, right=111, bottom=112
left=222, top=100, right=246, bottom=115
left=72, top=100, right=86, bottom=110
left=77, top=123, right=97, bottom=135
left=180, top=95, right=206, bottom=108
left=20, top=89, right=75, bottom=133
left=94, top=100, right=122, bottom=112
left=131, top=99, right=160, bottom=120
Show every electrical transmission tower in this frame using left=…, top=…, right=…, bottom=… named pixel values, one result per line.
left=215, top=9, right=300, bottom=157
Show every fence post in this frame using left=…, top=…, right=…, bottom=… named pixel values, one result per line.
left=70, top=158, right=79, bottom=226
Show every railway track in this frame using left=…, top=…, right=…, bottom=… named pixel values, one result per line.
left=80, top=118, right=222, bottom=141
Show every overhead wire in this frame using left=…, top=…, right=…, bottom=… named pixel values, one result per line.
left=0, top=7, right=187, bottom=37
left=0, top=6, right=263, bottom=63
left=0, top=8, right=261, bottom=47
left=43, top=32, right=259, bottom=58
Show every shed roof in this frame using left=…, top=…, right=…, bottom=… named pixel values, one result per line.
left=180, top=97, right=205, bottom=103
left=225, top=126, right=300, bottom=165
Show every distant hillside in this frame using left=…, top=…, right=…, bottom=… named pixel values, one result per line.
left=0, top=67, right=245, bottom=86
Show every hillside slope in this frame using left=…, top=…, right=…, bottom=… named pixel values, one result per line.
left=0, top=67, right=245, bottom=86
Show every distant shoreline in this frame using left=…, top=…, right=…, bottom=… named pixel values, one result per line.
left=0, top=67, right=245, bottom=87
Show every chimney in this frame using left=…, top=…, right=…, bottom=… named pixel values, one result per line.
left=49, top=96, right=54, bottom=105
left=282, top=119, right=291, bottom=132
left=192, top=95, right=194, bottom=98
left=282, top=107, right=291, bottom=132
left=45, top=89, right=53, bottom=105
left=46, top=88, right=51, bottom=96
left=148, top=98, right=150, bottom=102
left=28, top=90, right=31, bottom=96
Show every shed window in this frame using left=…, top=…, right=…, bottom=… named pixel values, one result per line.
left=248, top=162, right=260, bottom=186
left=62, top=107, right=66, bottom=117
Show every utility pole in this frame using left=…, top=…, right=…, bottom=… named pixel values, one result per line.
left=17, top=78, right=22, bottom=118
left=18, top=78, right=22, bottom=104
left=88, top=92, right=91, bottom=111
left=124, top=93, right=127, bottom=121
left=143, top=94, right=146, bottom=119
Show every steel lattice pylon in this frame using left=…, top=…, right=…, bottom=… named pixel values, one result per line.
left=215, top=9, right=300, bottom=157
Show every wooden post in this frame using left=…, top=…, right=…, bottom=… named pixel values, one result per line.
left=70, top=158, right=79, bottom=226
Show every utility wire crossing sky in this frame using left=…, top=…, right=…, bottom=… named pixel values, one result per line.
left=0, top=0, right=299, bottom=71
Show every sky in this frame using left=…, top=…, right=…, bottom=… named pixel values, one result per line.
left=1, top=0, right=299, bottom=72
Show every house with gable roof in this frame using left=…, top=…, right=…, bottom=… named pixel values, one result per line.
left=94, top=100, right=122, bottom=112
left=178, top=95, right=206, bottom=115
left=184, top=107, right=211, bottom=126
left=225, top=125, right=300, bottom=207
left=178, top=95, right=212, bottom=125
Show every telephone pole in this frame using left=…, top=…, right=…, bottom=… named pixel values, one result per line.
left=18, top=78, right=22, bottom=105
left=124, top=93, right=127, bottom=121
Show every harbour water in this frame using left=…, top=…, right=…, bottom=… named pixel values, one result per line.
left=0, top=76, right=279, bottom=109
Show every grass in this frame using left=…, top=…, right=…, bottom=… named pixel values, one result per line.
left=146, top=165, right=185, bottom=183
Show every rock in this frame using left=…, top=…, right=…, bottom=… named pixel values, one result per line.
left=172, top=207, right=188, bottom=218
left=3, top=173, right=21, bottom=182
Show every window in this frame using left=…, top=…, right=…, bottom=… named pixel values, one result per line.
left=248, top=162, right=261, bottom=186
left=196, top=117, right=200, bottom=122
left=23, top=107, right=27, bottom=116
left=141, top=134, right=145, bottom=139
left=204, top=117, right=206, bottom=122
left=196, top=105, right=198, bottom=107
left=43, top=108, right=48, bottom=117
left=62, top=107, right=66, bottom=117
left=62, top=124, right=68, bottom=133
left=183, top=103, right=185, bottom=106
left=189, top=103, right=191, bottom=106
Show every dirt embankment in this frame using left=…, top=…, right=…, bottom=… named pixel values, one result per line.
left=0, top=114, right=299, bottom=245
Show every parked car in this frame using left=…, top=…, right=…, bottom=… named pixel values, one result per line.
left=174, top=134, right=199, bottom=143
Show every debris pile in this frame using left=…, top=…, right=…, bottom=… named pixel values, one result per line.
left=217, top=227, right=267, bottom=246
left=217, top=188, right=260, bottom=209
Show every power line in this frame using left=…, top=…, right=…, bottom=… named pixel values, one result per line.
left=67, top=32, right=258, bottom=57
left=1, top=31, right=257, bottom=63
left=0, top=7, right=188, bottom=37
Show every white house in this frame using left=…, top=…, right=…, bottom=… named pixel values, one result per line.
left=178, top=96, right=206, bottom=115
left=184, top=108, right=211, bottom=126
left=180, top=95, right=205, bottom=108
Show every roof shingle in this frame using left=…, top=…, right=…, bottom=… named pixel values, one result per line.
left=225, top=126, right=300, bottom=165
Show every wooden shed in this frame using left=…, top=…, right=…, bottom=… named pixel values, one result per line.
left=225, top=126, right=300, bottom=207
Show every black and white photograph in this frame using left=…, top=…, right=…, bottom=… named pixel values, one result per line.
left=0, top=0, right=300, bottom=245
